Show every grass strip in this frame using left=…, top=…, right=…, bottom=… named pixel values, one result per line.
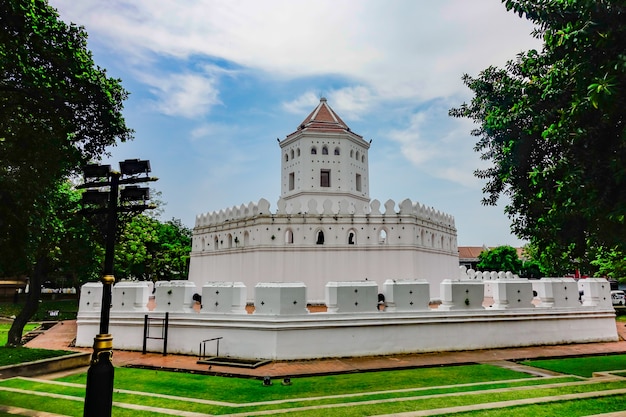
left=0, top=346, right=74, bottom=367
left=432, top=393, right=626, bottom=417
left=0, top=323, right=74, bottom=366
left=0, top=390, right=164, bottom=417
left=0, top=322, right=39, bottom=342
left=3, top=376, right=625, bottom=416
left=521, top=354, right=626, bottom=377
left=57, top=364, right=533, bottom=403
left=0, top=375, right=579, bottom=414
left=223, top=380, right=626, bottom=417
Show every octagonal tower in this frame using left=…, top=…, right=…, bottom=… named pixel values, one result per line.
left=279, top=98, right=370, bottom=212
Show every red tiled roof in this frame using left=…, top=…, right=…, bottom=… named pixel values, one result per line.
left=458, top=246, right=527, bottom=261
left=285, top=98, right=363, bottom=139
left=458, top=246, right=488, bottom=260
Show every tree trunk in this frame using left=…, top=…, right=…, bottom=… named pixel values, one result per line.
left=6, top=256, right=46, bottom=347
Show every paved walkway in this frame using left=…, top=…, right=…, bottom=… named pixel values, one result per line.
left=25, top=319, right=626, bottom=379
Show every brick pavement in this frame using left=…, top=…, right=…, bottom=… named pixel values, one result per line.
left=25, top=319, right=626, bottom=379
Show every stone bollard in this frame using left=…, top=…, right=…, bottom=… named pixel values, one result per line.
left=111, top=280, right=150, bottom=312
left=201, top=282, right=247, bottom=314
left=578, top=278, right=612, bottom=308
left=489, top=279, right=534, bottom=309
left=79, top=282, right=102, bottom=313
left=438, top=279, right=484, bottom=311
left=154, top=280, right=198, bottom=313
left=382, top=279, right=430, bottom=312
left=532, top=278, right=580, bottom=308
left=325, top=281, right=379, bottom=313
left=254, top=282, right=308, bottom=315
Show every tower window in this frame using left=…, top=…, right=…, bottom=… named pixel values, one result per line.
left=356, top=174, right=362, bottom=192
left=290, top=149, right=295, bottom=159
left=322, top=146, right=328, bottom=155
left=334, top=147, right=340, bottom=155
left=356, top=151, right=360, bottom=161
left=289, top=172, right=295, bottom=191
left=316, top=230, right=325, bottom=245
left=320, top=169, right=331, bottom=187
left=285, top=153, right=289, bottom=162
left=379, top=229, right=387, bottom=244
left=311, top=147, right=317, bottom=155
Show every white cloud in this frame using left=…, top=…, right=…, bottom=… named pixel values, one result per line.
left=52, top=0, right=541, bottom=104
left=140, top=72, right=220, bottom=118
left=387, top=102, right=486, bottom=189
left=282, top=92, right=320, bottom=115
left=283, top=86, right=376, bottom=121
left=388, top=112, right=437, bottom=166
left=327, top=86, right=375, bottom=119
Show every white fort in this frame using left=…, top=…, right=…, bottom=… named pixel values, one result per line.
left=76, top=99, right=618, bottom=360
left=188, top=98, right=459, bottom=302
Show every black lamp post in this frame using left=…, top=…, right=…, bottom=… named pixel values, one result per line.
left=79, top=159, right=156, bottom=417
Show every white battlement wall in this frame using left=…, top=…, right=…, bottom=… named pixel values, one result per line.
left=188, top=198, right=458, bottom=302
left=76, top=277, right=618, bottom=360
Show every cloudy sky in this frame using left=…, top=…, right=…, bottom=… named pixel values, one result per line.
left=50, top=0, right=542, bottom=247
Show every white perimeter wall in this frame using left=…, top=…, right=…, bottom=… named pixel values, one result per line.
left=76, top=308, right=618, bottom=360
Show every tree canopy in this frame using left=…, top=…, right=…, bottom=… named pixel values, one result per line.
left=477, top=246, right=523, bottom=275
left=450, top=0, right=626, bottom=268
left=115, top=215, right=192, bottom=282
left=1, top=0, right=132, bottom=345
left=0, top=0, right=132, bottom=276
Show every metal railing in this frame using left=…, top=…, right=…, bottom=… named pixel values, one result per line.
left=198, top=337, right=223, bottom=360
left=142, top=312, right=169, bottom=356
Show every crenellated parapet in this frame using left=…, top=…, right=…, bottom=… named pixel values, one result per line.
left=194, top=197, right=455, bottom=228
left=190, top=197, right=457, bottom=255
left=195, top=198, right=272, bottom=228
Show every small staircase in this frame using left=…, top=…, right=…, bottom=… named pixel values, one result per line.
left=21, top=329, right=45, bottom=344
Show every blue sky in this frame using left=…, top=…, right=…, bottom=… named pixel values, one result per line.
left=50, top=0, right=542, bottom=247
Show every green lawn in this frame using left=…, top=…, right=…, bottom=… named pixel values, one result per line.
left=2, top=361, right=625, bottom=417
left=0, top=312, right=624, bottom=416
left=0, top=322, right=39, bottom=344
left=57, top=364, right=534, bottom=402
left=521, top=354, right=626, bottom=377
left=0, top=373, right=623, bottom=416
left=0, top=323, right=74, bottom=366
left=436, top=395, right=626, bottom=417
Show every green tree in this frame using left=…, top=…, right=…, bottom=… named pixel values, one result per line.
left=476, top=245, right=523, bottom=275
left=115, top=215, right=191, bottom=282
left=1, top=0, right=131, bottom=344
left=152, top=218, right=192, bottom=280
left=449, top=0, right=626, bottom=270
left=590, top=246, right=626, bottom=281
left=6, top=180, right=102, bottom=345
